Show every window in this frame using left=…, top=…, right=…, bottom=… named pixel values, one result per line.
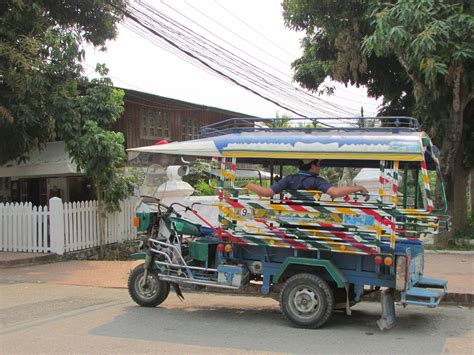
left=139, top=107, right=170, bottom=140
left=181, top=117, right=200, bottom=140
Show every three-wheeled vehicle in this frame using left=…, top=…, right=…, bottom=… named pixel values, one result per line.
left=127, top=117, right=448, bottom=330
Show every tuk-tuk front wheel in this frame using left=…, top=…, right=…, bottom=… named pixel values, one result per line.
left=128, top=264, right=170, bottom=307
left=279, top=273, right=334, bottom=328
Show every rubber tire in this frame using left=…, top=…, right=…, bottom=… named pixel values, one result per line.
left=128, top=264, right=170, bottom=307
left=279, top=273, right=334, bottom=329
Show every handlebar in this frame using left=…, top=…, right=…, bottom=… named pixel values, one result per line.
left=139, top=195, right=184, bottom=217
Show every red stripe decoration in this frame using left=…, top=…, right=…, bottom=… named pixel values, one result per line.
left=361, top=209, right=392, bottom=226
left=224, top=195, right=246, bottom=209
left=360, top=208, right=382, bottom=223
left=343, top=240, right=377, bottom=254
left=282, top=237, right=310, bottom=250
left=273, top=231, right=290, bottom=237
left=288, top=204, right=310, bottom=212
left=320, top=230, right=352, bottom=237
left=220, top=229, right=246, bottom=244
left=319, top=223, right=340, bottom=228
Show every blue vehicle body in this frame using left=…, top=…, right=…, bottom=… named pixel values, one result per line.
left=128, top=117, right=448, bottom=330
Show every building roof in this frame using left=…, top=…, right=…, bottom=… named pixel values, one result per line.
left=0, top=141, right=79, bottom=178
left=121, top=88, right=256, bottom=118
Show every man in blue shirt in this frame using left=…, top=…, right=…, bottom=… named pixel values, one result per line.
left=246, top=159, right=368, bottom=198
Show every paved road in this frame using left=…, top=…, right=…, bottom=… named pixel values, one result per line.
left=1, top=281, right=472, bottom=354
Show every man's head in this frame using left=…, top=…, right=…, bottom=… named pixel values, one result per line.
left=298, top=159, right=321, bottom=174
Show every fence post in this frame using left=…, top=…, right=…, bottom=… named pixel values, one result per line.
left=49, top=197, right=64, bottom=255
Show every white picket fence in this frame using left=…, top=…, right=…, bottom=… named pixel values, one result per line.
left=0, top=197, right=138, bottom=254
left=0, top=203, right=50, bottom=253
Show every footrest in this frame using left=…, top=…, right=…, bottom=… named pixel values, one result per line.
left=416, top=276, right=447, bottom=290
left=402, top=287, right=445, bottom=307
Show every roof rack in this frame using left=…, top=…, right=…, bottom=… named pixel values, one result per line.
left=199, top=116, right=420, bottom=138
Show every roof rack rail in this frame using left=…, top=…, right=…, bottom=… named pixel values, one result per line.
left=199, top=116, right=420, bottom=138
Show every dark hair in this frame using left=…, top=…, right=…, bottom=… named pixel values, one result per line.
left=298, top=159, right=320, bottom=171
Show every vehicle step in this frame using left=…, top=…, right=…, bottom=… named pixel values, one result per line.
left=416, top=276, right=447, bottom=290
left=402, top=287, right=445, bottom=307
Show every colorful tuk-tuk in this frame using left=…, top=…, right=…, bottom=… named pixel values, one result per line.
left=127, top=117, right=448, bottom=330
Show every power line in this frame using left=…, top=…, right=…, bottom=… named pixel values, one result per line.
left=121, top=3, right=316, bottom=120
left=136, top=2, right=358, bottom=117
left=128, top=3, right=336, bottom=117
left=110, top=1, right=365, bottom=124
left=183, top=0, right=292, bottom=70
left=203, top=1, right=379, bottom=108
left=214, top=0, right=297, bottom=59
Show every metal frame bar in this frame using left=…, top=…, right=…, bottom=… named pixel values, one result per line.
left=199, top=116, right=421, bottom=137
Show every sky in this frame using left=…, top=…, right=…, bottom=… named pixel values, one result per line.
left=84, top=0, right=382, bottom=118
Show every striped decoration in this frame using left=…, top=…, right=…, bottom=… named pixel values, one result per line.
left=214, top=152, right=440, bottom=255
left=392, top=161, right=399, bottom=205
left=420, top=161, right=434, bottom=212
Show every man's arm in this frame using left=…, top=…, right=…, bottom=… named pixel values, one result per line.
left=326, top=185, right=368, bottom=198
left=245, top=183, right=275, bottom=197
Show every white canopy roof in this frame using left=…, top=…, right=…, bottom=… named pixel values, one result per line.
left=128, top=131, right=427, bottom=161
left=0, top=141, right=79, bottom=178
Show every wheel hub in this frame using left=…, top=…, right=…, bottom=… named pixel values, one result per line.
left=137, top=275, right=159, bottom=298
left=293, top=288, right=318, bottom=314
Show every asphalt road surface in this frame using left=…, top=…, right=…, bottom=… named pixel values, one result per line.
left=0, top=281, right=472, bottom=354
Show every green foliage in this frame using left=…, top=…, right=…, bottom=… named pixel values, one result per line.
left=362, top=0, right=474, bottom=143
left=66, top=81, right=139, bottom=212
left=193, top=179, right=217, bottom=196
left=283, top=0, right=474, bottom=233
left=259, top=111, right=292, bottom=128
left=0, top=0, right=136, bottom=212
left=0, top=0, right=126, bottom=163
left=363, top=1, right=473, bottom=80
left=182, top=160, right=217, bottom=196
left=282, top=0, right=413, bottom=115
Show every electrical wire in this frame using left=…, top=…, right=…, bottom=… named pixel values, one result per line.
left=108, top=0, right=365, bottom=124
left=135, top=2, right=357, bottom=117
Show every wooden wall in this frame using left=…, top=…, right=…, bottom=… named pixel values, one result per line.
left=112, top=89, right=250, bottom=149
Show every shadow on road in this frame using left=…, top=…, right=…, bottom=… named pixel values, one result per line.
left=89, top=301, right=462, bottom=353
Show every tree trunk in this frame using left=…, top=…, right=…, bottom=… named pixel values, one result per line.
left=439, top=65, right=469, bottom=240
left=451, top=139, right=469, bottom=233
left=471, top=169, right=474, bottom=220
left=443, top=117, right=469, bottom=240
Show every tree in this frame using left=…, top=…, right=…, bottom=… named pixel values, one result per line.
left=260, top=111, right=292, bottom=128
left=363, top=0, right=473, bottom=234
left=0, top=1, right=136, bottom=206
left=0, top=1, right=136, bottom=253
left=282, top=0, right=415, bottom=115
left=283, top=0, right=474, bottom=236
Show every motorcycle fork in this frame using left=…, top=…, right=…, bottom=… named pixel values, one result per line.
left=142, top=251, right=154, bottom=287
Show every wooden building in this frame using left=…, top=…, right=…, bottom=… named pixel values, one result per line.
left=116, top=88, right=252, bottom=149
left=0, top=88, right=253, bottom=205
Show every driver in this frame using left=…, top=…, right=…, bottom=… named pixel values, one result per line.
left=245, top=159, right=368, bottom=198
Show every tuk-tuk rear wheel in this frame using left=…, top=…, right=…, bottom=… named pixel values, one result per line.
left=279, top=273, right=334, bottom=328
left=128, top=264, right=170, bottom=307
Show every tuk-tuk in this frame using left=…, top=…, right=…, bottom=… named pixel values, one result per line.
left=127, top=117, right=448, bottom=330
